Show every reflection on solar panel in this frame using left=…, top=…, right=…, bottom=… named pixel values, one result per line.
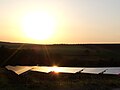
left=6, top=66, right=33, bottom=75
left=6, top=66, right=120, bottom=75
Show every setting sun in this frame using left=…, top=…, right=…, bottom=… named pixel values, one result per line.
left=21, top=12, right=56, bottom=40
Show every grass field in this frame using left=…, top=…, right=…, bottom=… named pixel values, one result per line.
left=0, top=42, right=120, bottom=67
left=0, top=42, right=120, bottom=89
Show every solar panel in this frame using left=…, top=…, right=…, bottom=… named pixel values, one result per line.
left=6, top=66, right=120, bottom=75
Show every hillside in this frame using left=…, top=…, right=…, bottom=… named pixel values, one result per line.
left=0, top=41, right=120, bottom=67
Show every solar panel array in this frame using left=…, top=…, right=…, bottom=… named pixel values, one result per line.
left=6, top=66, right=120, bottom=75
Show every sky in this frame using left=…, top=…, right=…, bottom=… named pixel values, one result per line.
left=0, top=0, right=120, bottom=44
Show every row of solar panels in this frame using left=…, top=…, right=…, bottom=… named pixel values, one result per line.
left=6, top=66, right=120, bottom=75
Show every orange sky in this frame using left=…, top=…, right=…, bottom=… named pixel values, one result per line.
left=0, top=0, right=120, bottom=44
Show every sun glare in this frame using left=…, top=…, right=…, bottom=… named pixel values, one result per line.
left=22, top=12, right=56, bottom=40
left=51, top=65, right=62, bottom=73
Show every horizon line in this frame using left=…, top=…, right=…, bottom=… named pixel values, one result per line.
left=0, top=40, right=120, bottom=45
